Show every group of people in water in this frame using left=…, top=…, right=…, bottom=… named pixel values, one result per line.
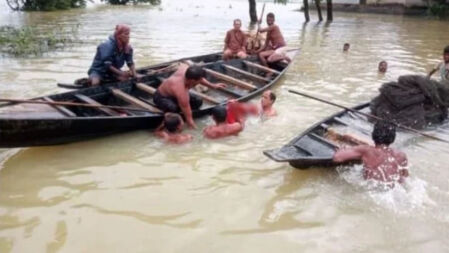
left=86, top=13, right=287, bottom=143
left=83, top=8, right=449, bottom=188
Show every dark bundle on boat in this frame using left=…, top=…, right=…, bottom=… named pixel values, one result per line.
left=370, top=75, right=449, bottom=129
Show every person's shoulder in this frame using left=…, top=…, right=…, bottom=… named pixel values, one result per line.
left=435, top=61, right=443, bottom=69
left=98, top=37, right=114, bottom=49
left=355, top=145, right=373, bottom=153
left=394, top=149, right=407, bottom=160
left=271, top=24, right=280, bottom=30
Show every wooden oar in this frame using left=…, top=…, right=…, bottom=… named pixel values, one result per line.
left=288, top=89, right=449, bottom=144
left=0, top=98, right=160, bottom=114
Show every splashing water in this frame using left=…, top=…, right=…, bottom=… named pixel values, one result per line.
left=337, top=164, right=435, bottom=213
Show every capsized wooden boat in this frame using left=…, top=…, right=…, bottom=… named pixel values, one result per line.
left=263, top=103, right=374, bottom=169
left=0, top=52, right=295, bottom=147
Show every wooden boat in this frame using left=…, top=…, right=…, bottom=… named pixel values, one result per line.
left=263, top=103, right=373, bottom=169
left=0, top=52, right=294, bottom=148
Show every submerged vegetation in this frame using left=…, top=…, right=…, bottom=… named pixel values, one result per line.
left=427, top=2, right=449, bottom=18
left=5, top=0, right=161, bottom=11
left=0, top=25, right=78, bottom=56
left=6, top=0, right=86, bottom=11
left=101, top=0, right=161, bottom=4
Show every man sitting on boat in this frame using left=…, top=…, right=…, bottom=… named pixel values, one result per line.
left=203, top=105, right=243, bottom=139
left=155, top=113, right=192, bottom=144
left=223, top=19, right=248, bottom=61
left=333, top=122, right=409, bottom=187
left=255, top=13, right=290, bottom=67
left=87, top=24, right=139, bottom=86
left=154, top=63, right=226, bottom=129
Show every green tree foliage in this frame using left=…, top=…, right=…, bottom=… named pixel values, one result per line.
left=6, top=0, right=86, bottom=11
left=101, top=0, right=160, bottom=5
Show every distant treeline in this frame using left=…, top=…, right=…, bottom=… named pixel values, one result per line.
left=5, top=0, right=161, bottom=11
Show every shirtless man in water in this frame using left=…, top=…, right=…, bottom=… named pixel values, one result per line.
left=203, top=105, right=243, bottom=139
left=333, top=122, right=409, bottom=186
left=153, top=64, right=226, bottom=129
left=226, top=90, right=277, bottom=124
left=155, top=113, right=192, bottom=144
left=256, top=13, right=290, bottom=67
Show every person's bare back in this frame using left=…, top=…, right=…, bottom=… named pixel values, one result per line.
left=156, top=131, right=192, bottom=144
left=203, top=122, right=243, bottom=139
left=203, top=105, right=244, bottom=139
left=157, top=63, right=189, bottom=99
left=333, top=122, right=409, bottom=186
left=337, top=145, right=408, bottom=183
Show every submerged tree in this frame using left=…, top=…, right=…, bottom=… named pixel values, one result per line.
left=315, top=0, right=323, bottom=21
left=249, top=0, right=258, bottom=23
left=303, top=0, right=310, bottom=22
left=326, top=0, right=333, bottom=21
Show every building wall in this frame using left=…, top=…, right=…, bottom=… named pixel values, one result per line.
left=333, top=0, right=427, bottom=6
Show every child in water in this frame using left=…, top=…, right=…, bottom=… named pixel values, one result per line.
left=155, top=113, right=192, bottom=144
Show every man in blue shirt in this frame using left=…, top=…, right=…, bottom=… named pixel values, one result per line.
left=88, top=24, right=139, bottom=86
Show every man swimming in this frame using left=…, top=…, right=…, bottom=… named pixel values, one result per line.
left=333, top=122, right=409, bottom=186
left=203, top=105, right=244, bottom=139
left=155, top=113, right=192, bottom=144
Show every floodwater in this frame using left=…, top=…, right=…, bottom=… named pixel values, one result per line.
left=1, top=0, right=449, bottom=252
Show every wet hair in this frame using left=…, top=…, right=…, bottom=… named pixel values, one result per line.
left=233, top=19, right=241, bottom=24
left=211, top=105, right=227, bottom=123
left=165, top=114, right=181, bottom=133
left=267, top=12, right=275, bottom=19
left=444, top=45, right=449, bottom=54
left=269, top=92, right=276, bottom=103
left=372, top=121, right=396, bottom=146
left=185, top=66, right=206, bottom=80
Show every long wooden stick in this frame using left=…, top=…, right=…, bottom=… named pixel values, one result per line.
left=0, top=98, right=159, bottom=114
left=255, top=3, right=266, bottom=45
left=288, top=89, right=449, bottom=144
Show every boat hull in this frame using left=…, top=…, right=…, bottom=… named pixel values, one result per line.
left=0, top=52, right=295, bottom=147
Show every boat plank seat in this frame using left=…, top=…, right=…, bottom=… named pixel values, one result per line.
left=243, top=60, right=281, bottom=75
left=74, top=94, right=120, bottom=116
left=136, top=83, right=220, bottom=104
left=204, top=68, right=257, bottom=90
left=183, top=60, right=256, bottom=91
left=136, top=82, right=221, bottom=105
left=309, top=133, right=339, bottom=150
left=293, top=135, right=335, bottom=157
left=42, top=97, right=77, bottom=117
left=110, top=88, right=162, bottom=114
left=222, top=64, right=270, bottom=83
